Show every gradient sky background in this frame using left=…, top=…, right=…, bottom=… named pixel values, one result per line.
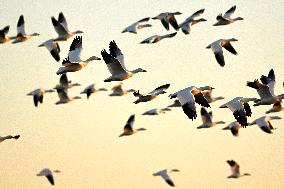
left=1, top=0, right=284, bottom=188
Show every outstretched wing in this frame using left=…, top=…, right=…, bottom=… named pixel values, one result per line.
left=224, top=5, right=236, bottom=18
left=58, top=12, right=68, bottom=31
left=109, top=40, right=126, bottom=70
left=68, top=36, right=82, bottom=62
left=101, top=50, right=126, bottom=75
left=17, top=15, right=26, bottom=36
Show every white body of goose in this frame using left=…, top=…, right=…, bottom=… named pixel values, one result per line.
left=214, top=6, right=243, bottom=26
left=133, top=84, right=170, bottom=104
left=266, top=102, right=284, bottom=114
left=227, top=160, right=250, bottom=178
left=153, top=169, right=180, bottom=187
left=56, top=36, right=101, bottom=75
left=27, top=88, right=54, bottom=107
left=179, top=9, right=206, bottom=35
left=0, top=25, right=12, bottom=43
left=140, top=32, right=177, bottom=44
left=247, top=69, right=283, bottom=106
left=101, top=41, right=146, bottom=82
left=249, top=116, right=281, bottom=134
left=119, top=114, right=146, bottom=137
left=51, top=12, right=83, bottom=41
left=38, top=39, right=61, bottom=62
left=122, top=17, right=152, bottom=34
left=206, top=38, right=238, bottom=67
left=222, top=121, right=242, bottom=137
left=197, top=108, right=225, bottom=129
left=152, top=12, right=182, bottom=31
left=80, top=84, right=107, bottom=99
left=109, top=83, right=135, bottom=96
left=142, top=108, right=171, bottom=115
left=220, top=97, right=257, bottom=127
left=37, top=168, right=55, bottom=185
left=169, top=86, right=213, bottom=120
left=12, top=15, right=39, bottom=44
left=0, top=135, right=20, bottom=143
left=55, top=87, right=81, bottom=105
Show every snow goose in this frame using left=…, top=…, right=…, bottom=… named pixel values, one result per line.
left=247, top=69, right=283, bottom=106
left=179, top=9, right=206, bottom=35
left=12, top=15, right=39, bottom=44
left=266, top=102, right=284, bottom=114
left=0, top=25, right=12, bottom=43
left=200, top=86, right=225, bottom=103
left=197, top=108, right=225, bottom=129
left=133, top=84, right=170, bottom=104
left=56, top=36, right=101, bottom=75
left=54, top=87, right=81, bottom=105
left=213, top=6, right=243, bottom=26
left=80, top=83, right=107, bottom=99
left=109, top=82, right=135, bottom=96
left=152, top=12, right=182, bottom=31
left=122, top=17, right=152, bottom=34
left=27, top=88, right=54, bottom=107
left=249, top=116, right=281, bottom=134
left=169, top=86, right=212, bottom=120
left=222, top=121, right=242, bottom=137
left=167, top=99, right=181, bottom=108
left=38, top=39, right=61, bottom=62
left=119, top=114, right=146, bottom=137
left=101, top=41, right=146, bottom=82
left=55, top=73, right=81, bottom=89
left=140, top=32, right=177, bottom=44
left=0, top=135, right=20, bottom=143
left=220, top=97, right=257, bottom=127
left=142, top=108, right=171, bottom=115
left=206, top=38, right=238, bottom=67
left=227, top=160, right=250, bottom=178
left=51, top=12, right=83, bottom=41
left=153, top=169, right=180, bottom=187
left=36, top=168, right=55, bottom=185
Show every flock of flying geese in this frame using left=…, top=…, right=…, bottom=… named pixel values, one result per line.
left=1, top=5, right=284, bottom=187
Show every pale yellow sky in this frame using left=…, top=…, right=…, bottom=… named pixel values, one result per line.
left=0, top=1, right=284, bottom=188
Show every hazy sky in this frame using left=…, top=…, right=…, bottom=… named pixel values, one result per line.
left=0, top=1, right=284, bottom=188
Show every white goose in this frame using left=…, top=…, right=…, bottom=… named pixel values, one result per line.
left=109, top=82, right=135, bottom=96
left=152, top=12, right=182, bottom=31
left=55, top=87, right=81, bottom=105
left=140, top=32, right=177, bottom=44
left=38, top=39, right=61, bottom=62
left=201, top=86, right=225, bottom=103
left=36, top=168, right=55, bottom=185
left=12, top=15, right=39, bottom=44
left=227, top=160, right=250, bottom=178
left=169, top=86, right=213, bottom=120
left=122, top=17, right=152, bottom=34
left=51, top=12, right=83, bottom=41
left=55, top=73, right=81, bottom=89
left=197, top=108, right=225, bottom=129
left=142, top=108, right=171, bottom=115
left=206, top=38, right=238, bottom=67
left=0, top=135, right=20, bottom=143
left=220, top=97, right=257, bottom=127
left=179, top=9, right=206, bottom=35
left=213, top=6, right=243, bottom=26
left=0, top=25, right=12, bottom=43
left=80, top=84, right=107, bottom=99
left=153, top=169, right=180, bottom=187
left=133, top=84, right=170, bottom=104
left=222, top=121, right=242, bottom=137
left=247, top=69, right=283, bottom=106
left=119, top=114, right=146, bottom=137
left=249, top=116, right=281, bottom=134
left=56, top=36, right=101, bottom=75
left=101, top=41, right=147, bottom=82
left=266, top=102, right=284, bottom=114
left=27, top=88, right=54, bottom=107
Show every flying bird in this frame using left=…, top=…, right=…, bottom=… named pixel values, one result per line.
left=51, top=12, right=83, bottom=41
left=206, top=38, right=238, bottom=67
left=222, top=121, right=242, bottom=137
left=12, top=15, right=40, bottom=43
left=249, top=116, right=281, bottom=134
left=169, top=86, right=213, bottom=120
left=27, top=88, right=54, bottom=107
left=109, top=82, right=135, bottom=96
left=56, top=36, right=101, bottom=74
left=119, top=114, right=146, bottom=137
left=80, top=84, right=107, bottom=99
left=167, top=99, right=181, bottom=108
left=153, top=169, right=180, bottom=187
left=122, top=17, right=152, bottom=34
left=101, top=41, right=147, bottom=82
left=54, top=87, right=81, bottom=105
left=201, top=87, right=225, bottom=103
left=227, top=160, right=250, bottom=178
left=36, top=168, right=55, bottom=185
left=179, top=9, right=206, bottom=35
left=213, top=6, right=243, bottom=26
left=54, top=73, right=81, bottom=90
left=38, top=39, right=61, bottom=62
left=152, top=12, right=182, bottom=31
left=0, top=135, right=20, bottom=143
left=142, top=108, right=171, bottom=115
left=0, top=25, right=12, bottom=43
left=133, top=84, right=170, bottom=104
left=140, top=32, right=177, bottom=44
left=265, top=102, right=284, bottom=114
left=197, top=108, right=225, bottom=129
